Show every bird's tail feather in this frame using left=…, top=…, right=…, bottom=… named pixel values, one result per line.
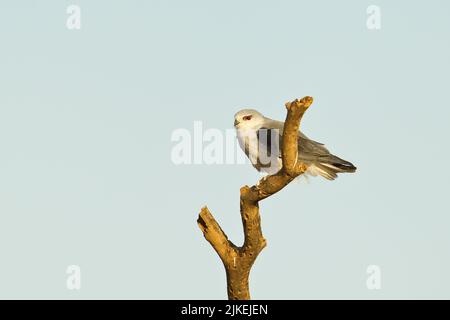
left=308, top=155, right=356, bottom=180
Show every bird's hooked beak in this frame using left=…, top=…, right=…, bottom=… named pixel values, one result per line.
left=234, top=119, right=239, bottom=127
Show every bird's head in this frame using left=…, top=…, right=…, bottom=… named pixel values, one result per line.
left=234, top=109, right=265, bottom=130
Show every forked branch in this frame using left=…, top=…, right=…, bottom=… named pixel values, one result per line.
left=197, top=96, right=313, bottom=300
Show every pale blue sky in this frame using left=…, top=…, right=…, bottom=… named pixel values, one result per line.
left=0, top=0, right=449, bottom=299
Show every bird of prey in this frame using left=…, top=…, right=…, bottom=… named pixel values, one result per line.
left=234, top=109, right=356, bottom=180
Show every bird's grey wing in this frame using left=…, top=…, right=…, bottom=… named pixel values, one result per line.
left=298, top=135, right=356, bottom=179
left=260, top=117, right=356, bottom=179
left=297, top=136, right=331, bottom=162
left=261, top=118, right=327, bottom=160
left=262, top=117, right=323, bottom=149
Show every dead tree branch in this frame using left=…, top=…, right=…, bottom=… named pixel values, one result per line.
left=197, top=96, right=313, bottom=300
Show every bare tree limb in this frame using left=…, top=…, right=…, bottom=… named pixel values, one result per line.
left=197, top=96, right=313, bottom=300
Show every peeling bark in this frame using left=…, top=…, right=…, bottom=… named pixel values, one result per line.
left=197, top=97, right=313, bottom=300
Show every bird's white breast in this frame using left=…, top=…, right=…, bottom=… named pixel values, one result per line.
left=236, top=128, right=282, bottom=175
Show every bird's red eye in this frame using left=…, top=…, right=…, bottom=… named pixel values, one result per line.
left=243, top=115, right=252, bottom=121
